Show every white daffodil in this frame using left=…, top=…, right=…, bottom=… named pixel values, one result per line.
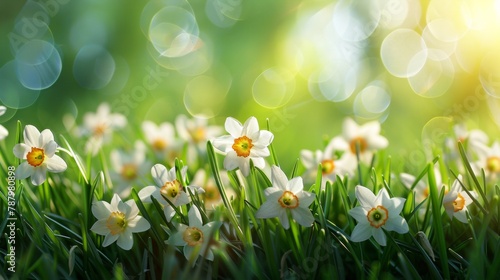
left=443, top=175, right=477, bottom=223
left=328, top=118, right=388, bottom=164
left=256, top=165, right=315, bottom=229
left=191, top=169, right=235, bottom=210
left=90, top=193, right=151, bottom=250
left=300, top=139, right=356, bottom=189
left=473, top=141, right=500, bottom=180
left=13, top=125, right=67, bottom=186
left=349, top=185, right=409, bottom=246
left=110, top=141, right=150, bottom=198
left=399, top=165, right=444, bottom=205
left=166, top=206, right=221, bottom=263
left=212, top=116, right=274, bottom=177
left=138, top=164, right=203, bottom=222
left=176, top=114, right=223, bottom=155
left=0, top=106, right=8, bottom=140
left=80, top=103, right=126, bottom=155
left=142, top=120, right=177, bottom=154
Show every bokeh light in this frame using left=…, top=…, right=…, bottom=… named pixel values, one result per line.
left=252, top=67, right=295, bottom=109
left=15, top=39, right=62, bottom=90
left=0, top=61, right=40, bottom=109
left=353, top=82, right=391, bottom=121
left=479, top=52, right=500, bottom=98
left=380, top=29, right=427, bottom=78
left=73, top=44, right=115, bottom=90
left=183, top=74, right=230, bottom=118
left=408, top=57, right=454, bottom=98
left=205, top=0, right=242, bottom=28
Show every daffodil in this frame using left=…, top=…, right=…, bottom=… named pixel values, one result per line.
left=176, top=114, right=223, bottom=160
left=80, top=103, right=126, bottom=155
left=300, top=139, right=356, bottom=189
left=0, top=106, right=8, bottom=140
left=328, top=118, right=388, bottom=164
left=349, top=185, right=409, bottom=246
left=473, top=141, right=500, bottom=180
left=399, top=165, right=444, bottom=205
left=443, top=175, right=477, bottom=223
left=141, top=120, right=180, bottom=158
left=166, top=206, right=221, bottom=263
left=110, top=141, right=150, bottom=198
left=138, top=164, right=203, bottom=221
left=256, top=165, right=315, bottom=229
left=90, top=193, right=151, bottom=250
left=13, top=125, right=67, bottom=186
left=191, top=169, right=236, bottom=210
left=212, top=116, right=274, bottom=176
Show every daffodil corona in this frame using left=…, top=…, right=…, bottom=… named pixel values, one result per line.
left=349, top=185, right=409, bottom=246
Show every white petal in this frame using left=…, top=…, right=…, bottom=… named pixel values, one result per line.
left=24, top=125, right=41, bottom=148
left=116, top=232, right=134, bottom=250
left=92, top=201, right=112, bottom=220
left=241, top=116, right=259, bottom=136
left=288, top=177, right=304, bottom=194
left=355, top=185, right=376, bottom=208
left=225, top=117, right=243, bottom=138
left=0, top=125, right=8, bottom=140
left=255, top=130, right=273, bottom=146
left=390, top=197, right=406, bottom=215
left=371, top=228, right=387, bottom=246
left=167, top=226, right=188, bottom=246
left=278, top=210, right=290, bottom=229
left=250, top=157, right=265, bottom=169
left=212, top=135, right=234, bottom=153
left=383, top=215, right=409, bottom=234
left=164, top=206, right=176, bottom=222
left=138, top=185, right=158, bottom=202
left=45, top=155, right=67, bottom=173
left=350, top=222, right=372, bottom=242
left=291, top=207, right=315, bottom=227
left=151, top=164, right=170, bottom=187
left=343, top=118, right=359, bottom=140
left=348, top=206, right=368, bottom=223
left=15, top=162, right=33, bottom=180
left=40, top=129, right=55, bottom=148
left=188, top=206, right=203, bottom=228
left=183, top=245, right=197, bottom=262
left=296, top=191, right=315, bottom=208
left=102, top=233, right=119, bottom=247
left=128, top=216, right=151, bottom=233
left=255, top=200, right=282, bottom=219
left=174, top=192, right=191, bottom=206
left=263, top=187, right=281, bottom=197
left=13, top=143, right=29, bottom=159
left=271, top=166, right=288, bottom=190
left=454, top=209, right=469, bottom=223
left=90, top=220, right=110, bottom=235
left=125, top=199, right=139, bottom=218
left=300, top=150, right=315, bottom=169
left=31, top=167, right=47, bottom=186
left=0, top=106, right=6, bottom=115
left=375, top=188, right=390, bottom=207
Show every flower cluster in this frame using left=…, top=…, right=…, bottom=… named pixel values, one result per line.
left=3, top=102, right=489, bottom=264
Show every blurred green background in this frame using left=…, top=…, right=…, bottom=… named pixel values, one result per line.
left=1, top=0, right=500, bottom=172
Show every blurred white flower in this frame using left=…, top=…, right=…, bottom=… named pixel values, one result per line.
left=473, top=141, right=500, bottom=179
left=110, top=141, right=150, bottom=198
left=212, top=116, right=273, bottom=176
left=138, top=164, right=203, bottom=221
left=300, top=139, right=356, bottom=189
left=256, top=166, right=315, bottom=229
left=328, top=118, right=388, bottom=164
left=191, top=169, right=235, bottom=210
left=349, top=185, right=408, bottom=246
left=0, top=106, right=8, bottom=140
left=166, top=206, right=221, bottom=263
left=443, top=175, right=477, bottom=223
left=176, top=114, right=223, bottom=154
left=80, top=103, right=126, bottom=155
left=13, top=125, right=67, bottom=186
left=90, top=194, right=150, bottom=250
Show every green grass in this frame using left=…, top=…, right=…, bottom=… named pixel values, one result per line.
left=1, top=118, right=499, bottom=280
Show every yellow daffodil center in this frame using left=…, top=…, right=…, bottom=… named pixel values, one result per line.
left=453, top=193, right=465, bottom=212
left=121, top=163, right=138, bottom=181
left=349, top=137, right=368, bottom=154
left=486, top=156, right=500, bottom=173
left=232, top=136, right=254, bottom=157
left=152, top=138, right=167, bottom=151
left=183, top=226, right=204, bottom=246
left=190, top=127, right=206, bottom=143
left=321, top=159, right=335, bottom=175
left=106, top=211, right=127, bottom=235
left=278, top=191, right=299, bottom=209
left=204, top=185, right=221, bottom=203
left=367, top=205, right=389, bottom=228
left=93, top=124, right=107, bottom=137
left=27, top=147, right=45, bottom=167
left=160, top=179, right=183, bottom=202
